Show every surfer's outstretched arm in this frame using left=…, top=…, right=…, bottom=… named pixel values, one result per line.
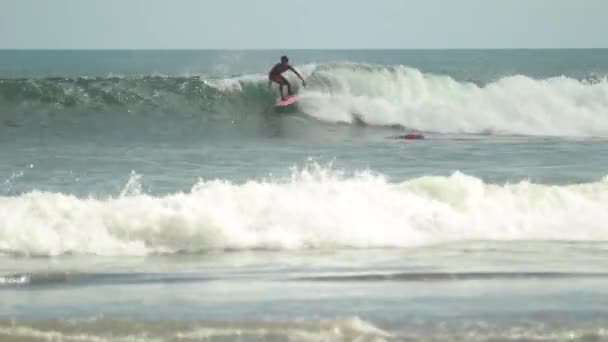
left=289, top=66, right=306, bottom=86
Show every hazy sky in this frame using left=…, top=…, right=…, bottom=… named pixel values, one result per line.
left=1, top=0, right=606, bottom=49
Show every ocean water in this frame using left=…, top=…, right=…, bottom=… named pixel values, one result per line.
left=1, top=49, right=608, bottom=341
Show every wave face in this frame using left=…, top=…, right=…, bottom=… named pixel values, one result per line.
left=1, top=166, right=607, bottom=257
left=0, top=74, right=274, bottom=120
left=2, top=63, right=608, bottom=137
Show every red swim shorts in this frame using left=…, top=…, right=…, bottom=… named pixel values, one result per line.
left=270, top=74, right=287, bottom=85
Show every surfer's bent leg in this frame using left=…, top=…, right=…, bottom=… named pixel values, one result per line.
left=271, top=75, right=288, bottom=100
left=278, top=76, right=291, bottom=99
left=285, top=79, right=293, bottom=96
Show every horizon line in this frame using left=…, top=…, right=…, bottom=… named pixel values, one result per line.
left=1, top=47, right=608, bottom=51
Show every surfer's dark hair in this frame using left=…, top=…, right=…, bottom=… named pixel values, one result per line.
left=281, top=55, right=288, bottom=62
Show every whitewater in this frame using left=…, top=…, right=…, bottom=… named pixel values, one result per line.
left=1, top=167, right=608, bottom=257
left=2, top=49, right=608, bottom=341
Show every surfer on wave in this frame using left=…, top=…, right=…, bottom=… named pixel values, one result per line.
left=268, top=56, right=306, bottom=100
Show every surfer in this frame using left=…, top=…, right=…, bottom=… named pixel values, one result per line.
left=268, top=56, right=306, bottom=101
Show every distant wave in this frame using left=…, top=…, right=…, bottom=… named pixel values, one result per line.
left=4, top=271, right=607, bottom=288
left=1, top=165, right=607, bottom=257
left=300, top=272, right=608, bottom=282
left=3, top=316, right=608, bottom=341
left=0, top=317, right=390, bottom=341
left=2, top=63, right=608, bottom=136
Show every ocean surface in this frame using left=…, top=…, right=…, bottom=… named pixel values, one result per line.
left=1, top=49, right=608, bottom=341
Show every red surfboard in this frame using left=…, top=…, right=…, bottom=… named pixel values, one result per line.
left=275, top=95, right=300, bottom=107
left=398, top=132, right=425, bottom=140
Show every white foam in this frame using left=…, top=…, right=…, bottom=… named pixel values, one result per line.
left=203, top=73, right=268, bottom=93
left=298, top=63, right=608, bottom=137
left=0, top=316, right=389, bottom=342
left=177, top=316, right=391, bottom=341
left=1, top=167, right=607, bottom=257
left=0, top=324, right=156, bottom=342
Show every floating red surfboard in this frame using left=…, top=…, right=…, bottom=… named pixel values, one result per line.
left=398, top=132, right=425, bottom=140
left=275, top=95, right=300, bottom=107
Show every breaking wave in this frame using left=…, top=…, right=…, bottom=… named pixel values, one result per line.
left=1, top=166, right=607, bottom=257
left=2, top=63, right=608, bottom=136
